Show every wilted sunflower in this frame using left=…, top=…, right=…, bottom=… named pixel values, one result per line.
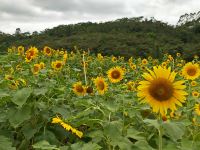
left=194, top=104, right=200, bottom=116
left=51, top=60, right=63, bottom=71
left=43, top=46, right=52, bottom=56
left=137, top=66, right=188, bottom=115
left=107, top=66, right=125, bottom=83
left=93, top=77, right=108, bottom=95
left=182, top=62, right=200, bottom=80
left=72, top=82, right=86, bottom=96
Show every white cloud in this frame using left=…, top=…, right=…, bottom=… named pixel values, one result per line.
left=0, top=0, right=199, bottom=34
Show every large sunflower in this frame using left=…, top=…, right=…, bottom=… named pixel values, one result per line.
left=72, top=82, right=86, bottom=96
left=182, top=62, right=200, bottom=80
left=94, top=77, right=108, bottom=95
left=137, top=66, right=188, bottom=115
left=107, top=66, right=124, bottom=83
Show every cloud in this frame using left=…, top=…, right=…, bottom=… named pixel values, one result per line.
left=0, top=0, right=199, bottom=33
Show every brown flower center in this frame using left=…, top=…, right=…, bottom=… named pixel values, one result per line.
left=76, top=85, right=84, bottom=93
left=56, top=63, right=62, bottom=68
left=34, top=66, right=39, bottom=72
left=98, top=81, right=105, bottom=90
left=46, top=48, right=51, bottom=54
left=111, top=70, right=120, bottom=79
left=187, top=68, right=196, bottom=76
left=149, top=78, right=174, bottom=101
left=86, top=87, right=93, bottom=94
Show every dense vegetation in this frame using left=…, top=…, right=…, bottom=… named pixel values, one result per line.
left=0, top=13, right=200, bottom=59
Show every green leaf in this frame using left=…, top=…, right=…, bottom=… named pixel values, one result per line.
left=82, top=142, right=102, bottom=150
left=11, top=88, right=32, bottom=107
left=126, top=128, right=145, bottom=141
left=32, top=140, right=59, bottom=150
left=163, top=122, right=185, bottom=141
left=133, top=140, right=155, bottom=150
left=34, top=88, right=48, bottom=96
left=8, top=105, right=31, bottom=128
left=0, top=135, right=15, bottom=150
left=143, top=119, right=159, bottom=129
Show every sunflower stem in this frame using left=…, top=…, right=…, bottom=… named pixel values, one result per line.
left=82, top=53, right=87, bottom=85
left=158, top=116, right=163, bottom=150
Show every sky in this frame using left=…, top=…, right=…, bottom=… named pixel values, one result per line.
left=0, top=0, right=199, bottom=34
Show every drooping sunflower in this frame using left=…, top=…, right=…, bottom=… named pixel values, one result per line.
left=43, top=46, right=52, bottom=56
left=107, top=66, right=125, bottom=83
left=72, top=82, right=86, bottom=96
left=137, top=66, right=188, bottom=115
left=194, top=104, right=200, bottom=116
left=51, top=60, right=63, bottom=71
left=182, top=62, right=200, bottom=80
left=93, top=77, right=108, bottom=95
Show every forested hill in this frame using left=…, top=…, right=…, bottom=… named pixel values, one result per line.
left=0, top=12, right=200, bottom=59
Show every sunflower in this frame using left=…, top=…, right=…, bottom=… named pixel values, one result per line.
left=43, top=46, right=52, bottom=56
left=72, top=82, right=86, bottom=96
left=111, top=56, right=117, bottom=62
left=182, top=62, right=200, bottom=80
left=192, top=91, right=199, bottom=98
left=63, top=53, right=68, bottom=62
left=25, top=47, right=38, bottom=62
left=17, top=46, right=24, bottom=55
left=126, top=81, right=135, bottom=91
left=194, top=104, right=200, bottom=116
left=176, top=53, right=181, bottom=57
left=51, top=60, right=63, bottom=71
left=137, top=66, right=188, bottom=115
left=129, top=63, right=137, bottom=70
left=5, top=75, right=14, bottom=80
left=142, top=59, right=148, bottom=65
left=107, top=66, right=125, bottom=83
left=86, top=86, right=93, bottom=94
left=93, top=77, right=108, bottom=95
left=191, top=81, right=197, bottom=87
left=32, top=64, right=41, bottom=75
left=40, top=62, right=45, bottom=69
left=9, top=81, right=19, bottom=90
left=161, top=62, right=167, bottom=68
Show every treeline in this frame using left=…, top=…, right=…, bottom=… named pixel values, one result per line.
left=0, top=15, right=200, bottom=59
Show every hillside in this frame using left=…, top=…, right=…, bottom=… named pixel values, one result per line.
left=0, top=14, right=200, bottom=59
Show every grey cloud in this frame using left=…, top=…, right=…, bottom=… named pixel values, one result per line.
left=0, top=0, right=199, bottom=33
left=30, top=0, right=129, bottom=15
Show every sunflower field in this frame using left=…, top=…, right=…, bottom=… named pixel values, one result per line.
left=0, top=46, right=200, bottom=150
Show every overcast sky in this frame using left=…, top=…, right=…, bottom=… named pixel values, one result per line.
left=0, top=0, right=199, bottom=34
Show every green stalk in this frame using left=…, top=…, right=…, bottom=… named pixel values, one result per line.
left=158, top=116, right=163, bottom=150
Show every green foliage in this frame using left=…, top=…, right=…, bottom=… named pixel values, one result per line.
left=0, top=16, right=200, bottom=59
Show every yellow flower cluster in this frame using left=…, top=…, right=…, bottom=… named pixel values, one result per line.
left=52, top=116, right=83, bottom=138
